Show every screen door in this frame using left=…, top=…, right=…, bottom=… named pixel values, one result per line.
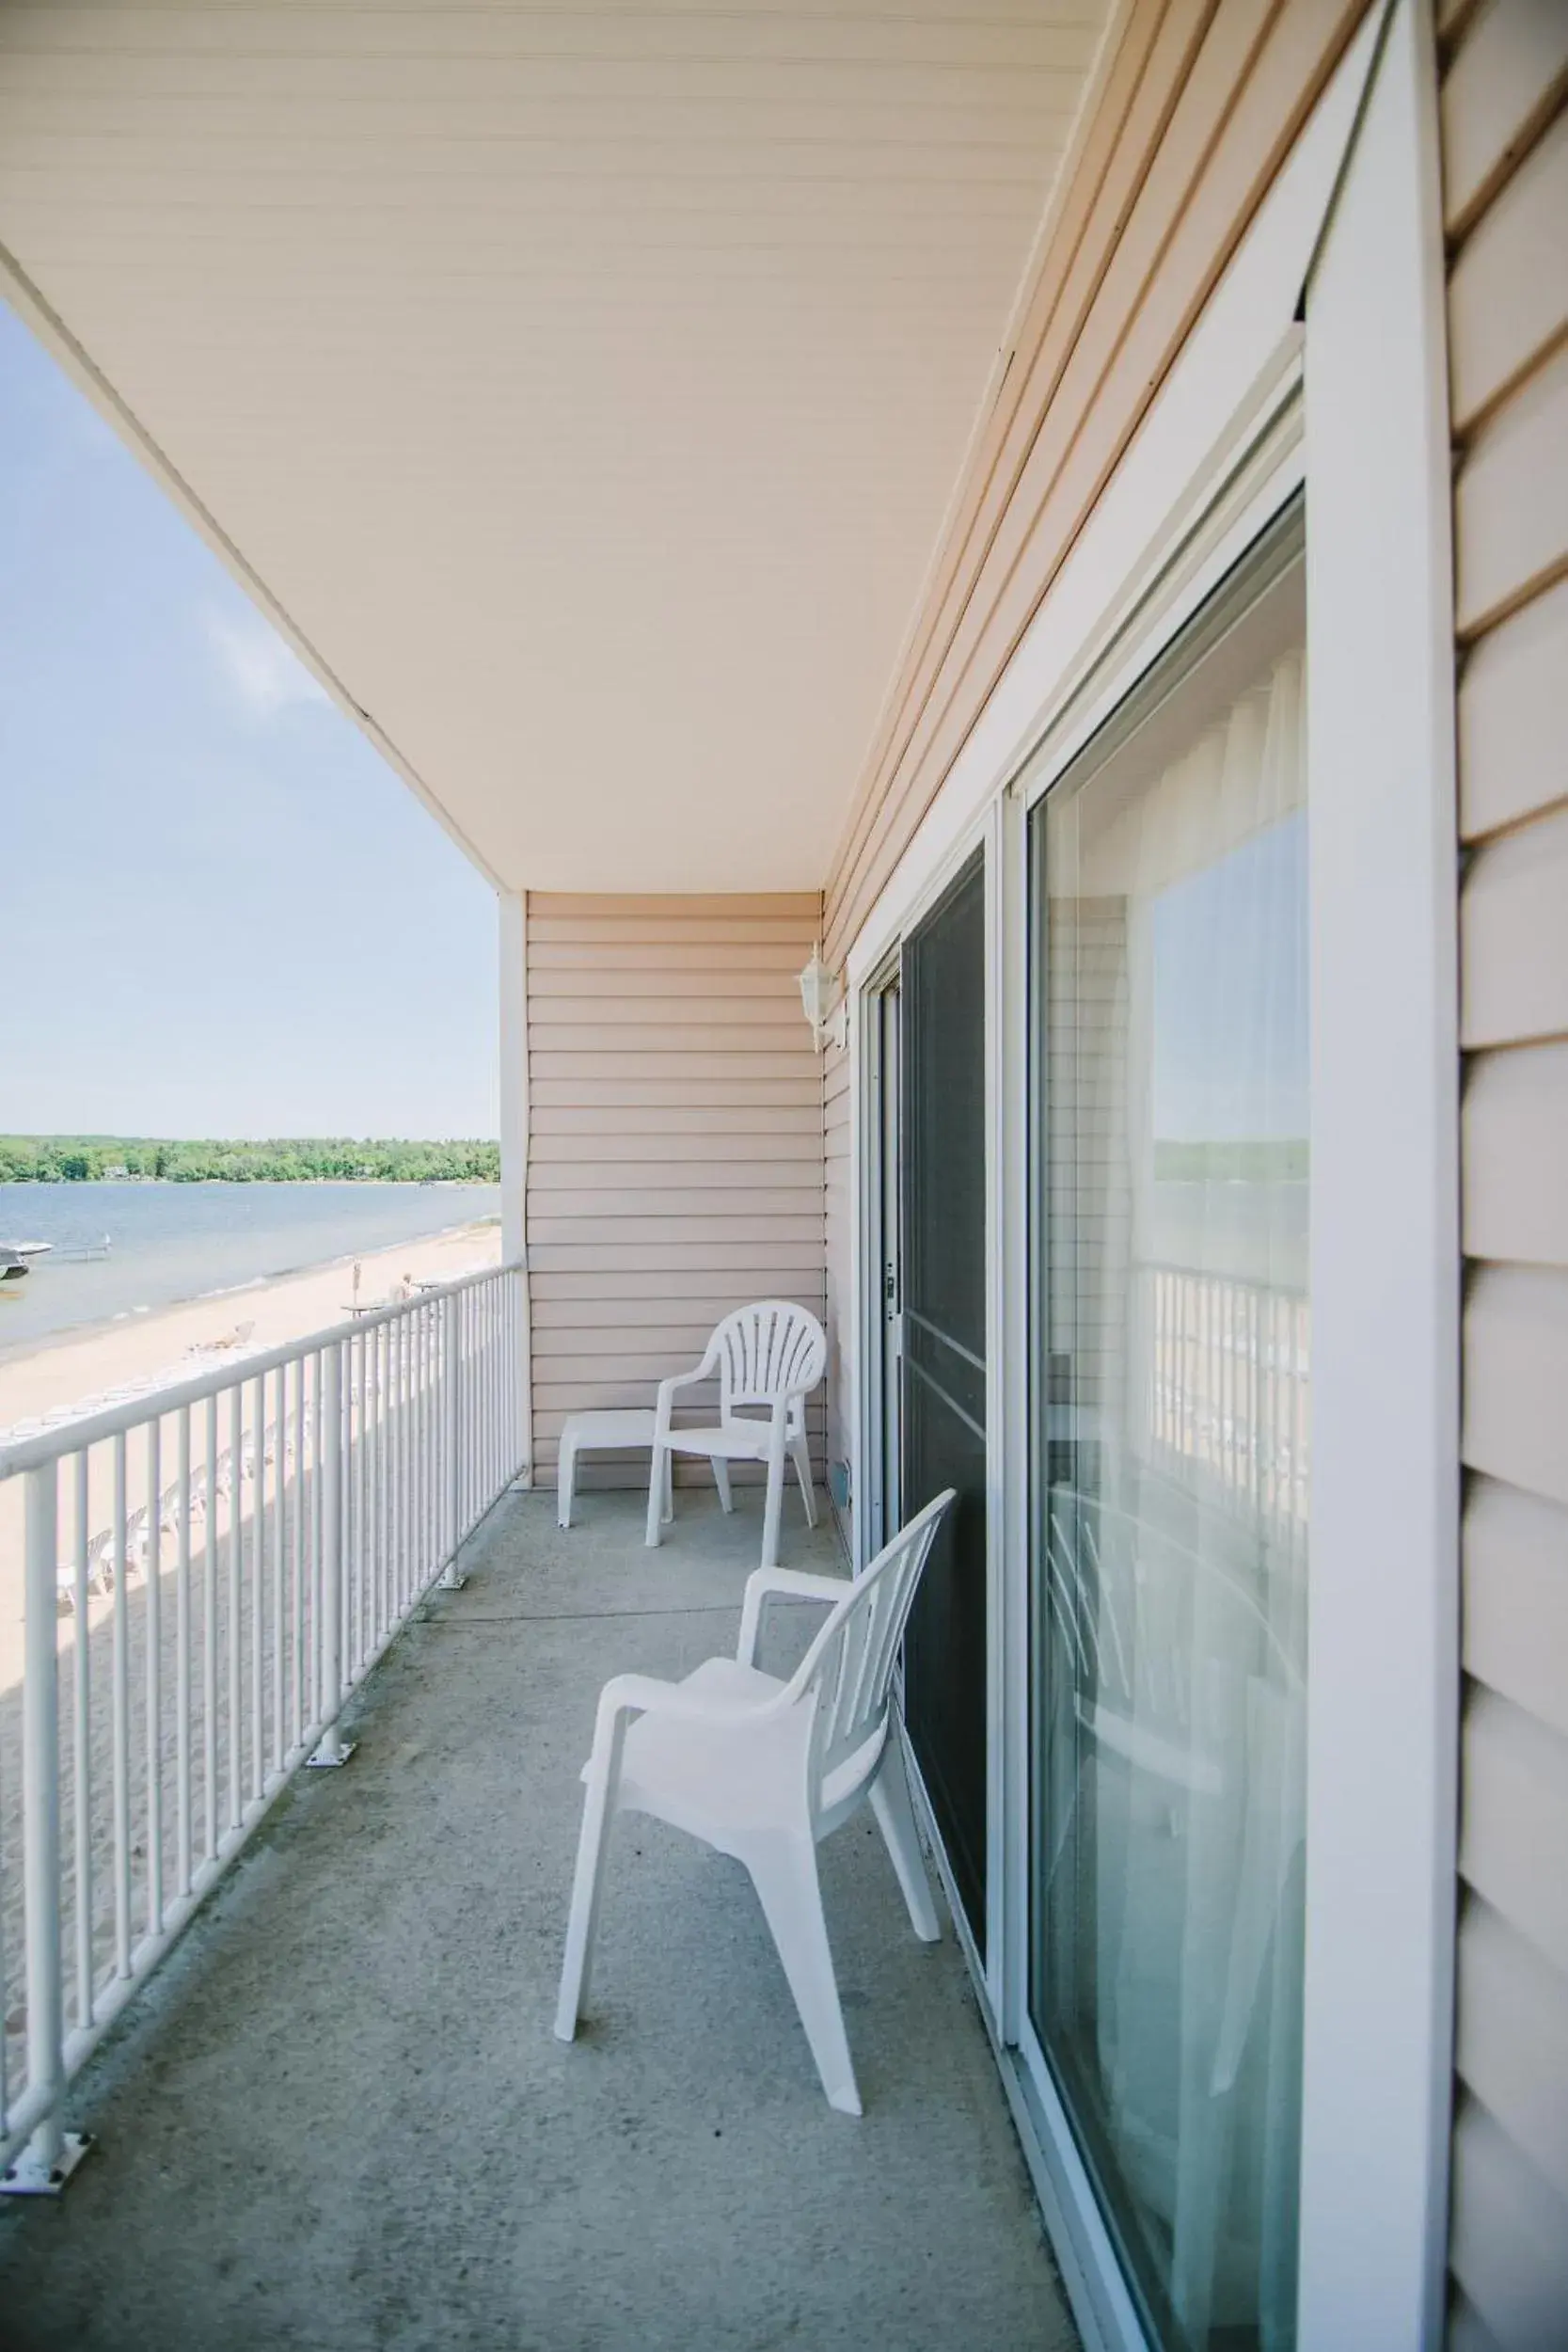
left=900, top=849, right=988, bottom=1945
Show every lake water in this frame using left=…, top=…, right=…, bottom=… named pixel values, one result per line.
left=0, top=1182, right=501, bottom=1357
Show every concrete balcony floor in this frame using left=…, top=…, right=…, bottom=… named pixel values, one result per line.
left=0, top=1486, right=1077, bottom=2352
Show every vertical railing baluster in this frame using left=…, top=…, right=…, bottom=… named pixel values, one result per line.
left=272, top=1366, right=285, bottom=1777
left=290, top=1356, right=304, bottom=1753
left=18, top=1466, right=66, bottom=2184
left=176, top=1406, right=192, bottom=1899
left=203, top=1394, right=218, bottom=1867
left=440, top=1289, right=465, bottom=1588
left=111, top=1431, right=131, bottom=1979
left=315, top=1349, right=325, bottom=1691
left=145, top=1419, right=164, bottom=1938
left=401, top=1309, right=412, bottom=1608
left=309, top=1342, right=352, bottom=1768
left=249, top=1375, right=263, bottom=1790
left=72, top=1448, right=92, bottom=2030
left=228, top=1383, right=243, bottom=1833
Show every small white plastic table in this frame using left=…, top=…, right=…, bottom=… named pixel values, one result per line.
left=557, top=1408, right=664, bottom=1530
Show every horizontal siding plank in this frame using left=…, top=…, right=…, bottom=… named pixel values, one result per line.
left=537, top=1350, right=721, bottom=1382
left=1459, top=1682, right=1568, bottom=1975
left=528, top=918, right=816, bottom=948
left=1440, top=0, right=1568, bottom=243
left=531, top=1298, right=777, bottom=1332
left=530, top=1133, right=823, bottom=1168
left=529, top=1022, right=809, bottom=1054
left=529, top=1215, right=822, bottom=1247
left=532, top=1328, right=719, bottom=1361
left=1462, top=1038, right=1568, bottom=1264
left=531, top=1269, right=824, bottom=1302
left=528, top=969, right=802, bottom=1002
left=530, top=1079, right=822, bottom=1108
left=526, top=1077, right=822, bottom=1101
left=527, top=1186, right=821, bottom=1218
left=1454, top=1894, right=1568, bottom=2206
left=1459, top=801, right=1568, bottom=1048
left=528, top=893, right=820, bottom=923
left=530, top=941, right=811, bottom=974
left=528, top=1245, right=825, bottom=1276
left=531, top=1104, right=822, bottom=1136
left=1448, top=108, right=1568, bottom=436
left=1463, top=1263, right=1568, bottom=1504
left=1449, top=2091, right=1568, bottom=2350
left=530, top=1051, right=816, bottom=1082
left=1453, top=339, right=1568, bottom=638
left=1458, top=574, right=1568, bottom=840
left=1463, top=1477, right=1568, bottom=1740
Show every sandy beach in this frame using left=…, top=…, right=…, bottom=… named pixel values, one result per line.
left=0, top=1217, right=501, bottom=1691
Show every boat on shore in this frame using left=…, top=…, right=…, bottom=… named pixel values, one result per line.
left=0, top=1239, right=52, bottom=1281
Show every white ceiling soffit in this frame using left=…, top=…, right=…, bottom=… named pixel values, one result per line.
left=0, top=2, right=1111, bottom=894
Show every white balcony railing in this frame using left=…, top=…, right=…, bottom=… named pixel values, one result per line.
left=0, top=1261, right=526, bottom=2190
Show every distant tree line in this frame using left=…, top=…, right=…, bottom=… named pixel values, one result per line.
left=0, top=1137, right=500, bottom=1184
left=1152, top=1138, right=1307, bottom=1183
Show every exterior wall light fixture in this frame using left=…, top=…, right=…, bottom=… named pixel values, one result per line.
left=798, top=946, right=847, bottom=1052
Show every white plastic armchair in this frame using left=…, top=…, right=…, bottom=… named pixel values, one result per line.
left=555, top=1487, right=956, bottom=2115
left=644, top=1300, right=827, bottom=1568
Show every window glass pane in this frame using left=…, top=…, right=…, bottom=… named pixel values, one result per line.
left=1029, top=535, right=1308, bottom=2352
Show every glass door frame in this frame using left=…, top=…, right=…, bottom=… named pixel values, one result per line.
left=845, top=16, right=1457, bottom=2339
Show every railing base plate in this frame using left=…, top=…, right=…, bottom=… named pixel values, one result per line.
left=1, top=2132, right=93, bottom=2197
left=305, top=1738, right=357, bottom=1770
left=436, top=1568, right=468, bottom=1591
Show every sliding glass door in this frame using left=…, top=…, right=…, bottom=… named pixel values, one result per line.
left=1028, top=518, right=1308, bottom=2350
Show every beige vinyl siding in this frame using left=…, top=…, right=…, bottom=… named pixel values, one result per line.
left=820, top=0, right=1373, bottom=968
left=526, top=893, right=826, bottom=1490
left=1444, top=1, right=1568, bottom=2338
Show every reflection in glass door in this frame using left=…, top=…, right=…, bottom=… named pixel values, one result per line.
left=1028, top=521, right=1308, bottom=2351
left=902, top=850, right=989, bottom=1947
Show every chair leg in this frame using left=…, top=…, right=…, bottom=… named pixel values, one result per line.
left=745, top=1834, right=862, bottom=2116
left=790, top=1434, right=817, bottom=1528
left=711, top=1456, right=734, bottom=1514
left=558, top=1435, right=578, bottom=1531
left=554, top=1724, right=628, bottom=2040
left=645, top=1445, right=667, bottom=1549
left=869, top=1741, right=942, bottom=1943
left=761, top=1423, right=786, bottom=1569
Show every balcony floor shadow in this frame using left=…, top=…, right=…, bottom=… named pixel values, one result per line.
left=0, top=1487, right=1076, bottom=2352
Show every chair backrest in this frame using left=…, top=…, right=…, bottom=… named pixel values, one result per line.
left=784, top=1488, right=955, bottom=1819
left=711, top=1300, right=826, bottom=1420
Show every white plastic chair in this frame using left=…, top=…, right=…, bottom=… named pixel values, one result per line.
left=555, top=1487, right=956, bottom=2115
left=644, top=1300, right=826, bottom=1569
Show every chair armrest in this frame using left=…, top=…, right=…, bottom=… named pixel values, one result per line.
left=736, top=1566, right=850, bottom=1668
left=653, top=1350, right=718, bottom=1431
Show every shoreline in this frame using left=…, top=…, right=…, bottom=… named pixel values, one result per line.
left=0, top=1217, right=507, bottom=1696
left=0, top=1219, right=503, bottom=1436
left=0, top=1212, right=501, bottom=1373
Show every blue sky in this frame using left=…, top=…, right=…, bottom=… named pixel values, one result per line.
left=0, top=299, right=498, bottom=1140
left=1151, top=812, right=1308, bottom=1142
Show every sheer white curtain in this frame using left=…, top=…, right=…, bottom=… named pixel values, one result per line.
left=1037, top=580, right=1308, bottom=2352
